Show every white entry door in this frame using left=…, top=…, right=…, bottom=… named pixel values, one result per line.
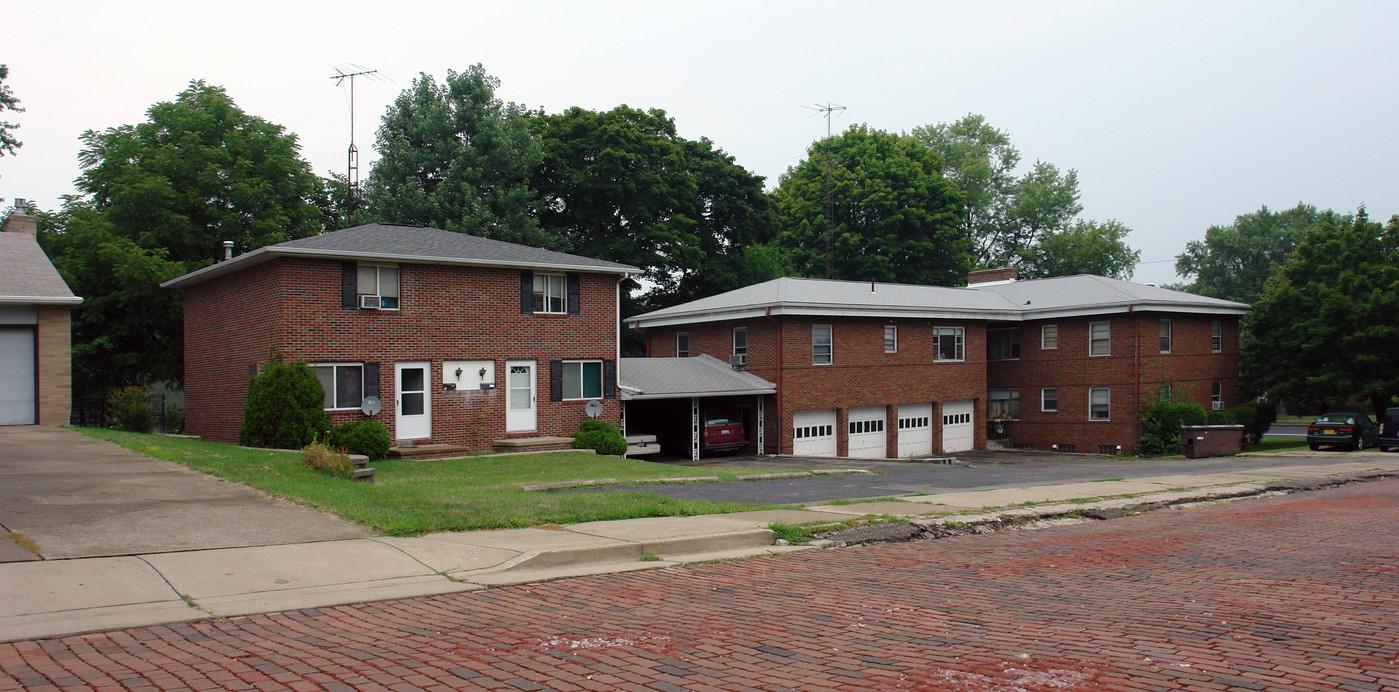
left=395, top=362, right=431, bottom=440
left=847, top=406, right=887, bottom=458
left=793, top=409, right=837, bottom=457
left=0, top=329, right=36, bottom=425
left=897, top=403, right=933, bottom=457
left=942, top=399, right=975, bottom=452
left=506, top=360, right=536, bottom=432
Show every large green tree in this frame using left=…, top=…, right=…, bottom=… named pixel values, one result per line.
left=1242, top=209, right=1399, bottom=415
left=1175, top=203, right=1320, bottom=304
left=43, top=80, right=323, bottom=394
left=1017, top=219, right=1141, bottom=280
left=772, top=124, right=968, bottom=286
left=365, top=65, right=551, bottom=246
left=0, top=64, right=22, bottom=192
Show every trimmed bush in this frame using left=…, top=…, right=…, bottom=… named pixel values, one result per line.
left=301, top=441, right=353, bottom=479
left=1139, top=399, right=1208, bottom=456
left=572, top=419, right=627, bottom=456
left=1239, top=401, right=1276, bottom=444
left=239, top=360, right=330, bottom=449
left=1206, top=409, right=1236, bottom=425
left=328, top=420, right=391, bottom=459
left=107, top=386, right=155, bottom=433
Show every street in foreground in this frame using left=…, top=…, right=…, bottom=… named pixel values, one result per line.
left=4, top=480, right=1398, bottom=691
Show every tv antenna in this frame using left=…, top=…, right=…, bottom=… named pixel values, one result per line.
left=331, top=65, right=383, bottom=225
left=801, top=102, right=845, bottom=278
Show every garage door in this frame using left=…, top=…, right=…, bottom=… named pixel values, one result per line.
left=897, top=402, right=933, bottom=457
left=942, top=399, right=974, bottom=453
left=0, top=329, right=37, bottom=425
left=793, top=409, right=837, bottom=457
left=847, top=406, right=887, bottom=458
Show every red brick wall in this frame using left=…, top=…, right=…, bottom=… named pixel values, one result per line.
left=181, top=257, right=621, bottom=449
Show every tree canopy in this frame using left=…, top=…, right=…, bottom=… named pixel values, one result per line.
left=1016, top=219, right=1140, bottom=280
left=772, top=124, right=969, bottom=286
left=1175, top=203, right=1320, bottom=304
left=1241, top=209, right=1399, bottom=415
left=0, top=64, right=20, bottom=160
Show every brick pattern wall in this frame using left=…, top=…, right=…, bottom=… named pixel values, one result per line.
left=181, top=258, right=621, bottom=449
left=36, top=307, right=72, bottom=425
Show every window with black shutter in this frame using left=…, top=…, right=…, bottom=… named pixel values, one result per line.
left=567, top=273, right=581, bottom=315
left=341, top=262, right=357, bottom=310
left=549, top=360, right=563, bottom=402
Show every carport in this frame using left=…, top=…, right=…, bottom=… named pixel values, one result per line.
left=618, top=355, right=776, bottom=461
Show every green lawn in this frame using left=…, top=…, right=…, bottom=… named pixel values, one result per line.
left=77, top=428, right=782, bottom=536
left=1241, top=438, right=1308, bottom=453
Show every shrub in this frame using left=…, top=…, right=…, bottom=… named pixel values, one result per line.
left=328, top=420, right=391, bottom=459
left=239, top=359, right=330, bottom=449
left=107, top=386, right=154, bottom=433
left=1139, top=399, right=1208, bottom=456
left=1206, top=409, right=1236, bottom=425
left=1239, top=401, right=1276, bottom=444
left=572, top=419, right=627, bottom=456
left=301, top=441, right=353, bottom=479
left=164, top=401, right=185, bottom=434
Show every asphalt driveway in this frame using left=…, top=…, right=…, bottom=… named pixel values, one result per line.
left=0, top=426, right=366, bottom=562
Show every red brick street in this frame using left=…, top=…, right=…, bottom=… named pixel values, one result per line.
left=4, top=480, right=1399, bottom=691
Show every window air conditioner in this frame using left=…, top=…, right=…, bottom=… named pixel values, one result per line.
left=1211, top=401, right=1223, bottom=410
left=359, top=295, right=381, bottom=309
left=730, top=354, right=746, bottom=369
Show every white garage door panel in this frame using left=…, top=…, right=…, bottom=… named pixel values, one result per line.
left=0, top=329, right=37, bottom=425
left=793, top=409, right=837, bottom=457
left=847, top=406, right=887, bottom=459
left=897, top=402, right=933, bottom=458
left=942, top=399, right=974, bottom=453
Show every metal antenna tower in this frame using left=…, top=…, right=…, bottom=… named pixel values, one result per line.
left=801, top=102, right=846, bottom=278
left=331, top=66, right=380, bottom=225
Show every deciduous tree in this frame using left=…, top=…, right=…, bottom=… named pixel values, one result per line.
left=1017, top=219, right=1140, bottom=280
left=1175, top=203, right=1319, bottom=304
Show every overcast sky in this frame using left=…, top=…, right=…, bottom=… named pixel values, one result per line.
left=4, top=0, right=1396, bottom=285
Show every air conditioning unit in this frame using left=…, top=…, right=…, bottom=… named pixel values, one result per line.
left=1211, top=401, right=1223, bottom=410
left=729, top=354, right=746, bottom=369
left=359, top=295, right=381, bottom=309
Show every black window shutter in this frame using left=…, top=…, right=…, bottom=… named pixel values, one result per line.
left=549, top=360, right=563, bottom=402
left=520, top=271, right=534, bottom=314
left=342, top=262, right=357, bottom=310
left=363, top=362, right=379, bottom=399
left=603, top=359, right=616, bottom=399
left=567, top=273, right=581, bottom=315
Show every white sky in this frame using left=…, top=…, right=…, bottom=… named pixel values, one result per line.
left=3, top=0, right=1396, bottom=285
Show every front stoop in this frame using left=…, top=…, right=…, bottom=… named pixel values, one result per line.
left=348, top=454, right=376, bottom=484
left=387, top=444, right=474, bottom=460
left=493, top=436, right=576, bottom=454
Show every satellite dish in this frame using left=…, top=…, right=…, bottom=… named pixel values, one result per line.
left=585, top=400, right=603, bottom=419
left=361, top=396, right=382, bottom=417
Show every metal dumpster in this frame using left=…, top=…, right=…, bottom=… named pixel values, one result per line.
left=1180, top=425, right=1245, bottom=458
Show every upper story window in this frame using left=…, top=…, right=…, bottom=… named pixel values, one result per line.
left=812, top=325, right=832, bottom=365
left=676, top=332, right=690, bottom=357
left=988, top=328, right=1020, bottom=360
left=1160, top=319, right=1172, bottom=353
left=357, top=265, right=399, bottom=310
left=313, top=363, right=363, bottom=410
left=935, top=327, right=964, bottom=362
left=989, top=389, right=1020, bottom=420
left=562, top=360, right=603, bottom=400
left=732, top=327, right=748, bottom=366
left=884, top=325, right=897, bottom=353
left=1212, top=321, right=1223, bottom=352
left=1089, top=321, right=1111, bottom=356
left=533, top=273, right=567, bottom=314
left=1041, top=324, right=1058, bottom=349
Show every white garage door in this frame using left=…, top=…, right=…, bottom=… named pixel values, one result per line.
left=793, top=409, right=837, bottom=457
left=897, top=402, right=933, bottom=458
left=941, top=399, right=975, bottom=453
left=847, top=406, right=887, bottom=458
left=0, top=329, right=37, bottom=425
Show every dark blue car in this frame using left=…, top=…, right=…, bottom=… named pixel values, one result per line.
left=1307, top=412, right=1379, bottom=451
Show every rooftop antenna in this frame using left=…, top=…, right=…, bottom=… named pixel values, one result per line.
left=331, top=65, right=381, bottom=226
left=801, top=102, right=846, bottom=278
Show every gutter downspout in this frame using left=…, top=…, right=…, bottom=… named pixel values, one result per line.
left=1131, top=306, right=1140, bottom=453
left=766, top=307, right=783, bottom=455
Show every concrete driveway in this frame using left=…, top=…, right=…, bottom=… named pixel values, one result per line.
left=0, top=427, right=366, bottom=562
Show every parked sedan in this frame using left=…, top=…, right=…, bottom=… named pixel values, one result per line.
left=1307, top=412, right=1379, bottom=451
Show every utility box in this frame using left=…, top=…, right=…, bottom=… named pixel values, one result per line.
left=1180, top=425, right=1245, bottom=458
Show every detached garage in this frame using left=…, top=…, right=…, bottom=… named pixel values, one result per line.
left=0, top=209, right=81, bottom=426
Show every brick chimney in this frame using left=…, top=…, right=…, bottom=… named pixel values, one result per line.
left=967, top=267, right=1018, bottom=285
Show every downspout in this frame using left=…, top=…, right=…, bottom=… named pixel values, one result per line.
left=766, top=307, right=783, bottom=455
left=1131, top=306, right=1140, bottom=453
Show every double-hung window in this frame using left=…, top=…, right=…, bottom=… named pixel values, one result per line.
left=1212, top=380, right=1224, bottom=410
left=533, top=274, right=567, bottom=314
left=357, top=265, right=399, bottom=309
left=676, top=332, right=690, bottom=357
left=935, top=327, right=964, bottom=361
left=561, top=360, right=603, bottom=400
left=884, top=325, right=897, bottom=353
left=1089, top=321, right=1111, bottom=356
left=1211, top=321, right=1223, bottom=352
left=313, top=364, right=364, bottom=410
left=732, top=327, right=748, bottom=366
left=1089, top=388, right=1111, bottom=420
left=812, top=325, right=832, bottom=365
left=1159, top=319, right=1172, bottom=353
left=989, top=389, right=1020, bottom=420
left=988, top=329, right=1020, bottom=360
left=1041, top=388, right=1058, bottom=412
left=1042, top=324, right=1058, bottom=349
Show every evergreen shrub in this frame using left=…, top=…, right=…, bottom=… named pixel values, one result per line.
left=239, top=359, right=330, bottom=449
left=1139, top=400, right=1208, bottom=456
left=328, top=420, right=391, bottom=459
left=572, top=419, right=627, bottom=456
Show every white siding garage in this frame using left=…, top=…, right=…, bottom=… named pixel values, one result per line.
left=0, top=328, right=36, bottom=425
left=793, top=408, right=837, bottom=457
left=897, top=402, right=933, bottom=457
left=941, top=399, right=975, bottom=452
left=847, top=406, right=887, bottom=458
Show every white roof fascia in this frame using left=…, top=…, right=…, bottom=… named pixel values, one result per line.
left=0, top=296, right=83, bottom=306
left=1017, top=302, right=1248, bottom=321
left=621, top=387, right=776, bottom=401
left=630, top=304, right=1012, bottom=328
left=627, top=308, right=773, bottom=329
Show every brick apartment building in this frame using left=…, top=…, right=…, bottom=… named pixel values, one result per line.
left=625, top=269, right=1247, bottom=457
left=163, top=224, right=637, bottom=454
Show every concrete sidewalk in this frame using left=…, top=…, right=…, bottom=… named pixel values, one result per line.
left=4, top=456, right=1397, bottom=643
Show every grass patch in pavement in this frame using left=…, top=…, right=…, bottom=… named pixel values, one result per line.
left=1242, top=438, right=1308, bottom=453
left=76, top=428, right=782, bottom=536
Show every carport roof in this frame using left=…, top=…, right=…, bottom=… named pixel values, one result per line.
left=619, top=355, right=776, bottom=400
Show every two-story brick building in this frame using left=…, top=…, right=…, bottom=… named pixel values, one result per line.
left=625, top=269, right=1247, bottom=457
left=163, top=224, right=637, bottom=454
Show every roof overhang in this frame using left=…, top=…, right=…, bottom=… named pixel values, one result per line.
left=628, top=303, right=1013, bottom=329
left=0, top=296, right=83, bottom=306
left=620, top=387, right=775, bottom=401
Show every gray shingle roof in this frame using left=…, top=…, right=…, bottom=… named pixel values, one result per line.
left=618, top=354, right=776, bottom=400
left=163, top=223, right=638, bottom=289
left=968, top=275, right=1249, bottom=317
left=0, top=233, right=81, bottom=305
